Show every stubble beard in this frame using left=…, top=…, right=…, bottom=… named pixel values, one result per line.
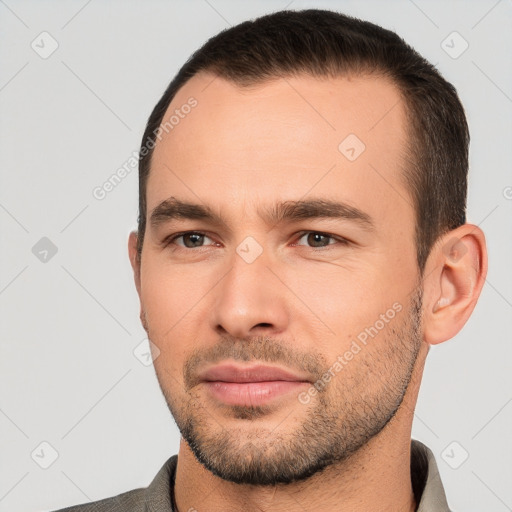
left=151, top=288, right=423, bottom=486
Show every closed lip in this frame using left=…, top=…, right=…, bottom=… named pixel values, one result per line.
left=198, top=363, right=310, bottom=383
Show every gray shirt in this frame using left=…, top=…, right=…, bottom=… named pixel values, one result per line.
left=53, top=439, right=451, bottom=511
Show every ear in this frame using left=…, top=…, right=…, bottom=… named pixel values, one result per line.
left=422, top=224, right=488, bottom=345
left=128, top=231, right=142, bottom=298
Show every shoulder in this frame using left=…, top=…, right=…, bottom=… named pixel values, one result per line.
left=50, top=455, right=178, bottom=512
left=51, top=487, right=146, bottom=512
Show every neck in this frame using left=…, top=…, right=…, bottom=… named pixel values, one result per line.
left=174, top=344, right=428, bottom=512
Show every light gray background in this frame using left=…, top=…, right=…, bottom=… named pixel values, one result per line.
left=1, top=1, right=511, bottom=511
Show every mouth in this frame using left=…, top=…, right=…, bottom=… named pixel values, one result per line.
left=198, top=363, right=311, bottom=407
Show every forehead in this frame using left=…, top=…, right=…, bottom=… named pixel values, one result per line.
left=148, top=71, right=412, bottom=226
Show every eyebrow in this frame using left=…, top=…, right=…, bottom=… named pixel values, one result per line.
left=149, top=197, right=374, bottom=231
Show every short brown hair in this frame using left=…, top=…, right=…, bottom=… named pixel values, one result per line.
left=137, top=9, right=469, bottom=271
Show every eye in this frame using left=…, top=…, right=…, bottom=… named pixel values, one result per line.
left=294, top=231, right=346, bottom=248
left=167, top=231, right=215, bottom=249
left=163, top=230, right=348, bottom=251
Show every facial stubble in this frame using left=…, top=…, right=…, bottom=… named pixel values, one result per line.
left=150, top=288, right=423, bottom=486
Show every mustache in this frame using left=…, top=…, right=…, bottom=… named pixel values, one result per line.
left=183, top=335, right=328, bottom=390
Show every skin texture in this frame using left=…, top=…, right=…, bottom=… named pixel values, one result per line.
left=128, top=72, right=487, bottom=511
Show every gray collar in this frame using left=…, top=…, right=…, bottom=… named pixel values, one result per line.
left=412, top=439, right=451, bottom=511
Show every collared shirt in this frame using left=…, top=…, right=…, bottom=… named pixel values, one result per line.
left=53, top=439, right=451, bottom=511
left=411, top=440, right=451, bottom=511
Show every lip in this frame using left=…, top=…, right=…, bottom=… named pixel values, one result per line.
left=199, top=363, right=310, bottom=383
left=198, top=364, right=310, bottom=407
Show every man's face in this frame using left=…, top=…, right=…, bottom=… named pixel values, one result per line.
left=135, top=72, right=423, bottom=484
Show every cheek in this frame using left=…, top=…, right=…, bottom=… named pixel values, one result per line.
left=140, top=258, right=211, bottom=331
left=285, top=262, right=401, bottom=331
left=282, top=260, right=414, bottom=370
left=139, top=261, right=202, bottom=375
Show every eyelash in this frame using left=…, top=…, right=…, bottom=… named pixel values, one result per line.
left=163, top=231, right=350, bottom=251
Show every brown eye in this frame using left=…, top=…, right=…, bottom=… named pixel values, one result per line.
left=296, top=232, right=336, bottom=248
left=182, top=233, right=205, bottom=248
left=171, top=232, right=213, bottom=248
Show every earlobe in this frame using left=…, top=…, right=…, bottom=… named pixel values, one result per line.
left=422, top=225, right=487, bottom=345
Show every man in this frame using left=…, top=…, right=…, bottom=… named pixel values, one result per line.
left=55, top=8, right=487, bottom=512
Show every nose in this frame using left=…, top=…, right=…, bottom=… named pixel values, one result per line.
left=210, top=245, right=289, bottom=340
